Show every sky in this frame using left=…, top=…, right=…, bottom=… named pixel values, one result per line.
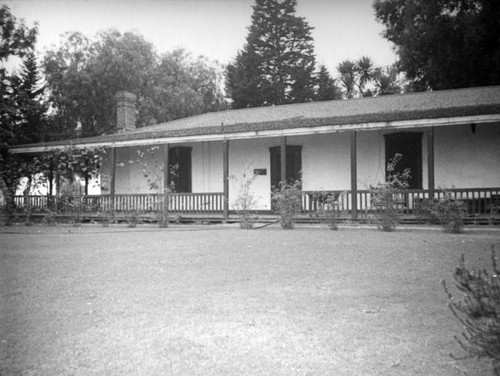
left=3, top=0, right=397, bottom=74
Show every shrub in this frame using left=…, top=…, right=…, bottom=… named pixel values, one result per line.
left=127, top=211, right=140, bottom=228
left=442, top=247, right=500, bottom=375
left=313, top=191, right=345, bottom=230
left=417, top=194, right=466, bottom=233
left=157, top=211, right=169, bottom=228
left=24, top=206, right=34, bottom=226
left=41, top=209, right=57, bottom=226
left=273, top=179, right=302, bottom=229
left=370, top=154, right=410, bottom=232
left=231, top=166, right=258, bottom=229
left=99, top=211, right=112, bottom=227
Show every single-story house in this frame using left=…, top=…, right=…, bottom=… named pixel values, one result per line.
left=9, top=86, right=500, bottom=221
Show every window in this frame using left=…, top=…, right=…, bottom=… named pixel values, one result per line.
left=169, top=147, right=192, bottom=193
left=384, top=132, right=422, bottom=189
left=269, top=145, right=302, bottom=189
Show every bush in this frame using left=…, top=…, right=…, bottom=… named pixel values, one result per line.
left=417, top=194, right=466, bottom=233
left=41, top=209, right=57, bottom=226
left=312, top=191, right=345, bottom=230
left=442, top=247, right=500, bottom=375
left=99, top=211, right=113, bottom=227
left=231, top=166, right=258, bottom=229
left=273, top=179, right=302, bottom=229
left=370, top=154, right=410, bottom=232
left=127, top=211, right=140, bottom=228
left=157, top=211, right=168, bottom=228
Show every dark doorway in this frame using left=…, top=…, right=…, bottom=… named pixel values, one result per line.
left=169, top=147, right=192, bottom=193
left=270, top=145, right=302, bottom=189
left=384, top=132, right=422, bottom=189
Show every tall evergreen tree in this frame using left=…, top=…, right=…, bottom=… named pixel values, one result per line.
left=0, top=5, right=42, bottom=216
left=16, top=51, right=48, bottom=144
left=225, top=0, right=316, bottom=108
left=315, top=65, right=341, bottom=101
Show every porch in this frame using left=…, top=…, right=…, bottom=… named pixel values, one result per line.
left=13, top=187, right=500, bottom=225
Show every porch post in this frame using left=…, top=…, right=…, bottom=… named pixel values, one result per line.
left=110, top=147, right=117, bottom=213
left=84, top=157, right=89, bottom=196
left=427, top=127, right=435, bottom=199
left=48, top=162, right=54, bottom=210
left=55, top=171, right=61, bottom=213
left=223, top=139, right=229, bottom=218
left=161, top=144, right=170, bottom=225
left=350, top=131, right=358, bottom=219
left=163, top=144, right=170, bottom=191
left=280, top=136, right=287, bottom=183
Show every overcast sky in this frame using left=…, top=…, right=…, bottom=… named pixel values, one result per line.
left=4, top=0, right=397, bottom=74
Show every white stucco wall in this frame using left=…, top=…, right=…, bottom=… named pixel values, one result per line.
left=227, top=138, right=276, bottom=210
left=292, top=133, right=351, bottom=191
left=434, top=123, right=500, bottom=188
left=100, top=145, right=164, bottom=194
left=192, top=141, right=223, bottom=193
left=102, top=122, right=499, bottom=208
left=356, top=129, right=429, bottom=190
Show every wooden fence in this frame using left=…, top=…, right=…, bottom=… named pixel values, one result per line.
left=301, top=188, right=500, bottom=216
left=13, top=192, right=225, bottom=214
left=13, top=187, right=500, bottom=217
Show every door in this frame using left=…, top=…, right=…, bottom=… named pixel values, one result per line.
left=169, top=147, right=192, bottom=192
left=384, top=132, right=422, bottom=189
left=269, top=145, right=302, bottom=189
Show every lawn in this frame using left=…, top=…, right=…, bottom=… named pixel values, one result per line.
left=1, top=224, right=499, bottom=376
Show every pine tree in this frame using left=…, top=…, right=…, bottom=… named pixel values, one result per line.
left=316, top=65, right=341, bottom=101
left=225, top=0, right=316, bottom=108
left=17, top=51, right=48, bottom=143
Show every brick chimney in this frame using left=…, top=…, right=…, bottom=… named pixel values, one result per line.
left=115, top=91, right=137, bottom=132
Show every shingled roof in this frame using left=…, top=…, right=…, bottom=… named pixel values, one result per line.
left=10, top=85, right=500, bottom=153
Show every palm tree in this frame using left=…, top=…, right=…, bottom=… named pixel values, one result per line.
left=373, top=65, right=401, bottom=96
left=355, top=56, right=376, bottom=97
left=336, top=60, right=357, bottom=99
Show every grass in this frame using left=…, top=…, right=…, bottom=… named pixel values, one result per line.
left=1, top=224, right=499, bottom=375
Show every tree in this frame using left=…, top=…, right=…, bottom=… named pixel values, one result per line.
left=16, top=51, right=48, bottom=144
left=141, top=49, right=226, bottom=126
left=337, top=56, right=378, bottom=98
left=373, top=64, right=401, bottom=96
left=225, top=0, right=317, bottom=108
left=337, top=60, right=358, bottom=99
left=0, top=5, right=42, bottom=216
left=315, top=65, right=341, bottom=101
left=43, top=30, right=227, bottom=137
left=373, top=0, right=500, bottom=91
left=336, top=56, right=403, bottom=98
left=356, top=56, right=376, bottom=96
left=43, top=30, right=156, bottom=137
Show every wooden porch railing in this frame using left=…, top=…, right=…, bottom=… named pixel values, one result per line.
left=12, top=188, right=500, bottom=217
left=13, top=192, right=225, bottom=214
left=301, top=188, right=500, bottom=217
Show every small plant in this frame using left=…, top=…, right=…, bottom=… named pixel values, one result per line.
left=313, top=191, right=345, bottom=230
left=417, top=193, right=466, bottom=233
left=273, top=179, right=302, bottom=229
left=127, top=211, right=140, bottom=228
left=157, top=214, right=168, bottom=228
left=24, top=206, right=34, bottom=226
left=230, top=165, right=258, bottom=229
left=41, top=209, right=57, bottom=226
left=99, top=211, right=112, bottom=227
left=370, top=154, right=410, bottom=232
left=442, top=247, right=500, bottom=375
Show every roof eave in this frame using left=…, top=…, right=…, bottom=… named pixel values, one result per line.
left=9, top=113, right=500, bottom=154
